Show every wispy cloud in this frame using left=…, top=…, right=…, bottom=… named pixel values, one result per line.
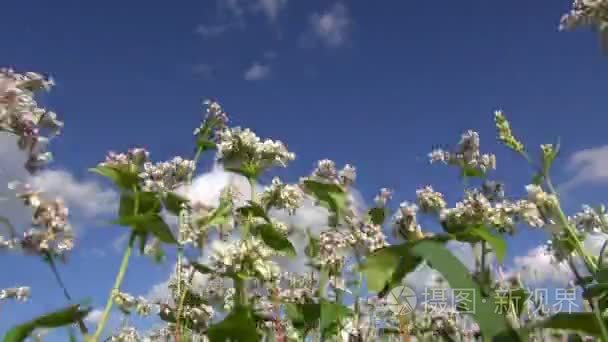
left=195, top=23, right=236, bottom=38
left=256, top=0, right=287, bottom=21
left=302, top=3, right=352, bottom=48
left=244, top=62, right=271, bottom=81
left=196, top=0, right=288, bottom=39
left=192, top=63, right=215, bottom=79
left=561, top=145, right=608, bottom=191
left=0, top=135, right=116, bottom=235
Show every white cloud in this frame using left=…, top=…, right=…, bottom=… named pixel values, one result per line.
left=307, top=3, right=351, bottom=48
left=256, top=0, right=287, bottom=21
left=193, top=63, right=215, bottom=79
left=85, top=309, right=104, bottom=324
left=195, top=23, right=235, bottom=38
left=196, top=0, right=287, bottom=38
left=30, top=169, right=116, bottom=217
left=509, top=245, right=573, bottom=286
left=561, top=145, right=608, bottom=191
left=244, top=62, right=271, bottom=81
left=0, top=134, right=116, bottom=236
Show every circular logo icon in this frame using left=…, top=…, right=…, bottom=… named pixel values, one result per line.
left=386, top=285, right=417, bottom=315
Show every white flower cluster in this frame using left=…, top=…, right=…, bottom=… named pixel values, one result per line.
left=217, top=127, right=295, bottom=170
left=0, top=286, right=30, bottom=301
left=374, top=188, right=393, bottom=207
left=0, top=69, right=63, bottom=173
left=201, top=277, right=228, bottom=302
left=100, top=147, right=150, bottom=168
left=429, top=130, right=496, bottom=174
left=194, top=100, right=229, bottom=137
left=210, top=238, right=280, bottom=281
left=525, top=185, right=559, bottom=212
left=7, top=182, right=74, bottom=255
left=345, top=216, right=388, bottom=253
left=570, top=205, right=607, bottom=233
left=259, top=177, right=303, bottom=214
left=182, top=303, right=215, bottom=328
left=439, top=189, right=545, bottom=232
left=112, top=291, right=154, bottom=316
left=560, top=0, right=608, bottom=31
left=139, top=156, right=195, bottom=192
left=416, top=186, right=447, bottom=213
left=110, top=326, right=140, bottom=342
left=276, top=272, right=316, bottom=303
left=392, top=201, right=423, bottom=240
left=319, top=230, right=351, bottom=266
left=309, top=159, right=357, bottom=186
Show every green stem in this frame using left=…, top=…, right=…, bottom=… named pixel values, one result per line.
left=247, top=177, right=256, bottom=203
left=175, top=270, right=195, bottom=340
left=44, top=253, right=88, bottom=334
left=480, top=241, right=487, bottom=274
left=175, top=145, right=204, bottom=337
left=593, top=298, right=608, bottom=342
left=546, top=176, right=597, bottom=275
left=319, top=268, right=329, bottom=299
left=93, top=232, right=136, bottom=340
left=234, top=276, right=248, bottom=306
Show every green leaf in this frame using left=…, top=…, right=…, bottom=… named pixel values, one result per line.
left=301, top=180, right=347, bottom=227
left=197, top=138, right=217, bottom=152
left=89, top=165, right=139, bottom=190
left=304, top=232, right=320, bottom=259
left=119, top=192, right=161, bottom=218
left=468, top=226, right=507, bottom=263
left=258, top=224, right=296, bottom=256
left=284, top=303, right=320, bottom=334
left=584, top=283, right=608, bottom=300
left=4, top=305, right=91, bottom=342
left=361, top=243, right=421, bottom=294
left=207, top=306, right=260, bottom=342
left=532, top=173, right=544, bottom=186
left=225, top=162, right=261, bottom=180
left=115, top=213, right=177, bottom=244
left=320, top=300, right=352, bottom=337
left=368, top=207, right=387, bottom=225
left=596, top=267, right=608, bottom=284
left=137, top=232, right=149, bottom=255
left=162, top=192, right=189, bottom=215
left=522, top=312, right=603, bottom=337
left=461, top=166, right=485, bottom=179
left=191, top=262, right=215, bottom=274
left=237, top=201, right=270, bottom=222
left=410, top=241, right=514, bottom=340
left=197, top=201, right=232, bottom=228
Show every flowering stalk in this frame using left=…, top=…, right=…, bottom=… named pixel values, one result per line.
left=545, top=175, right=597, bottom=274
left=93, top=183, right=140, bottom=340
left=175, top=145, right=204, bottom=340
left=92, top=232, right=135, bottom=340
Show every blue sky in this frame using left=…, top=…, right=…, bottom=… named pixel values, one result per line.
left=2, top=0, right=608, bottom=339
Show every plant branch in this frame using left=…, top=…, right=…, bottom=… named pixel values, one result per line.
left=92, top=232, right=135, bottom=340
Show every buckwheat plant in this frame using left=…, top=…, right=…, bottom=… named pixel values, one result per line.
left=560, top=0, right=608, bottom=51
left=6, top=7, right=608, bottom=342
left=1, top=68, right=90, bottom=336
